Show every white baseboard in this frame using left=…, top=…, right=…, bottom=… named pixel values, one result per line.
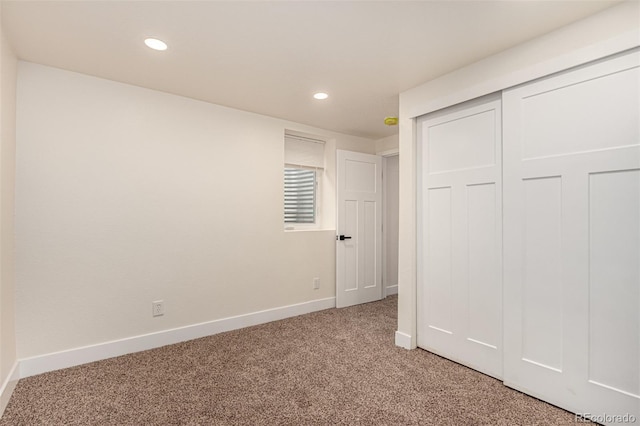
left=19, top=297, right=336, bottom=379
left=0, top=361, right=19, bottom=417
left=385, top=285, right=398, bottom=296
left=395, top=330, right=413, bottom=350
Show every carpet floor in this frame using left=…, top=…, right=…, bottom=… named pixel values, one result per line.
left=1, top=296, right=585, bottom=425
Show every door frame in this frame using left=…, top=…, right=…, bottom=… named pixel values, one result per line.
left=380, top=149, right=399, bottom=299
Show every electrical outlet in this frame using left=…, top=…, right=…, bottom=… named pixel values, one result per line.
left=152, top=300, right=164, bottom=317
left=313, top=277, right=320, bottom=290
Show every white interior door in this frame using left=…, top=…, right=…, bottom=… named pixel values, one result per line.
left=336, top=150, right=382, bottom=308
left=417, top=94, right=503, bottom=379
left=503, top=49, right=640, bottom=423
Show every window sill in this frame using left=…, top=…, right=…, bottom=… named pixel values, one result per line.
left=284, top=228, right=336, bottom=233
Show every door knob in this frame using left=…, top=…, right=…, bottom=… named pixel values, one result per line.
left=337, top=235, right=352, bottom=241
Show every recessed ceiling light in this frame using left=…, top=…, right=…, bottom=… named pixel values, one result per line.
left=313, top=92, right=329, bottom=100
left=144, top=38, right=168, bottom=51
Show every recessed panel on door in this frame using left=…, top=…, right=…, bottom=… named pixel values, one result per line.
left=588, top=169, right=640, bottom=398
left=344, top=200, right=358, bottom=291
left=345, top=160, right=376, bottom=193
left=521, top=66, right=640, bottom=160
left=426, top=186, right=453, bottom=334
left=522, top=176, right=564, bottom=372
left=363, top=201, right=377, bottom=288
left=466, top=183, right=500, bottom=349
left=428, top=110, right=496, bottom=173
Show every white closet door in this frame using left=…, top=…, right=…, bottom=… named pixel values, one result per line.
left=503, top=49, right=640, bottom=423
left=418, top=95, right=503, bottom=379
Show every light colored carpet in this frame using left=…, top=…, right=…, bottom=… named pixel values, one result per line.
left=1, top=296, right=585, bottom=425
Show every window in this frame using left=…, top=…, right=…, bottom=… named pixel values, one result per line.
left=284, top=168, right=316, bottom=224
left=284, top=133, right=325, bottom=228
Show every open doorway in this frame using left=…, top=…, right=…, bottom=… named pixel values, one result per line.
left=383, top=153, right=399, bottom=297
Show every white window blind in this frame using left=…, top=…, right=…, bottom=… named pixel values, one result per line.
left=284, top=135, right=325, bottom=169
left=284, top=168, right=316, bottom=223
left=284, top=134, right=325, bottom=225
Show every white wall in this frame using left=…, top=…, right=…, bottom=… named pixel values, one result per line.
left=375, top=134, right=398, bottom=154
left=396, top=1, right=640, bottom=348
left=15, top=62, right=376, bottom=360
left=0, top=8, right=18, bottom=413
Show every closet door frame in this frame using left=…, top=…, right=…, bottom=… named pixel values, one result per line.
left=415, top=48, right=639, bottom=424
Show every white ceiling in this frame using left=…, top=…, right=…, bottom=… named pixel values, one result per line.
left=1, top=0, right=620, bottom=139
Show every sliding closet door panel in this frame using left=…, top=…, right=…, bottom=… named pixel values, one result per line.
left=418, top=95, right=502, bottom=379
left=504, top=49, right=640, bottom=423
